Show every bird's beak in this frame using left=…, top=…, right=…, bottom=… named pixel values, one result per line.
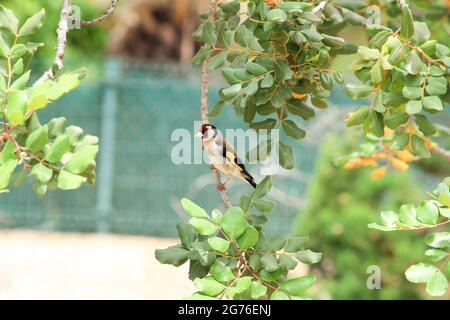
left=195, top=132, right=203, bottom=138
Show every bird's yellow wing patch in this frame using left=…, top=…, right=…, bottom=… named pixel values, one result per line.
left=226, top=151, right=243, bottom=171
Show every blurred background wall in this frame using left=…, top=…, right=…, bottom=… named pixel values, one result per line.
left=0, top=0, right=449, bottom=299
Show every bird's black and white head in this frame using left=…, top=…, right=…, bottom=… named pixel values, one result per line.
left=195, top=124, right=219, bottom=142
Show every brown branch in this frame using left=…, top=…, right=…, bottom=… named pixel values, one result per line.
left=34, top=0, right=72, bottom=85
left=81, top=0, right=119, bottom=26
left=430, top=144, right=450, bottom=162
left=200, top=0, right=231, bottom=209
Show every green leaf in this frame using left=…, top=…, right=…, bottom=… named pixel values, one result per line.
left=250, top=119, right=277, bottom=133
left=266, top=9, right=287, bottom=22
left=202, top=21, right=217, bottom=46
left=261, top=74, right=274, bottom=88
left=284, top=237, right=309, bottom=253
left=155, top=245, right=189, bottom=266
left=411, top=135, right=430, bottom=158
left=279, top=142, right=295, bottom=169
left=426, top=270, right=448, bottom=296
left=18, top=8, right=45, bottom=36
left=253, top=199, right=276, bottom=212
left=346, top=105, right=370, bottom=127
left=415, top=115, right=436, bottom=136
left=192, top=47, right=212, bottom=65
left=50, top=74, right=80, bottom=100
left=385, top=112, right=409, bottom=129
left=64, top=145, right=98, bottom=174
left=402, top=86, right=422, bottom=100
left=345, top=84, right=374, bottom=99
left=44, top=134, right=71, bottom=163
left=381, top=210, right=400, bottom=227
left=270, top=291, right=290, bottom=300
left=425, top=232, right=450, bottom=249
left=286, top=100, right=315, bottom=120
left=405, top=52, right=424, bottom=75
left=0, top=159, right=18, bottom=189
left=279, top=275, right=316, bottom=295
left=425, top=249, right=448, bottom=262
left=11, top=70, right=30, bottom=90
left=221, top=207, right=248, bottom=240
left=25, top=125, right=48, bottom=153
left=273, top=59, right=293, bottom=81
left=252, top=175, right=271, bottom=199
left=207, top=237, right=230, bottom=253
left=416, top=201, right=439, bottom=225
left=425, top=78, right=447, bottom=96
left=26, top=96, right=50, bottom=111
left=176, top=222, right=196, bottom=249
left=405, top=263, right=437, bottom=283
left=368, top=223, right=397, bottom=231
left=194, top=277, right=225, bottom=297
left=226, top=277, right=252, bottom=299
left=250, top=281, right=267, bottom=299
left=296, top=250, right=322, bottom=264
left=246, top=62, right=268, bottom=76
left=57, top=170, right=87, bottom=190
left=207, top=51, right=227, bottom=70
left=181, top=198, right=209, bottom=218
left=261, top=254, right=278, bottom=272
left=7, top=109, right=24, bottom=126
left=400, top=6, right=414, bottom=39
left=0, top=5, right=19, bottom=34
left=222, top=83, right=242, bottom=99
left=189, top=217, right=218, bottom=236
left=0, top=141, right=16, bottom=163
left=279, top=255, right=297, bottom=270
left=30, top=163, right=52, bottom=183
left=422, top=96, right=443, bottom=111
left=236, top=226, right=259, bottom=250
left=282, top=120, right=305, bottom=140
left=398, top=204, right=420, bottom=227
left=210, top=261, right=234, bottom=283
left=405, top=100, right=422, bottom=115
left=357, top=46, right=381, bottom=60
left=370, top=61, right=383, bottom=84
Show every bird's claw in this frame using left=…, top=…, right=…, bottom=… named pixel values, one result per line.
left=217, top=183, right=226, bottom=191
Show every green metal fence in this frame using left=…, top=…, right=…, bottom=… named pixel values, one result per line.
left=0, top=58, right=358, bottom=237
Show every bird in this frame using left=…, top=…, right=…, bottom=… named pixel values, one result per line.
left=195, top=124, right=257, bottom=189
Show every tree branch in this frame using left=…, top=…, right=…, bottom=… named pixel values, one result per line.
left=430, top=144, right=450, bottom=162
left=81, top=0, right=119, bottom=26
left=34, top=0, right=72, bottom=85
left=199, top=0, right=231, bottom=209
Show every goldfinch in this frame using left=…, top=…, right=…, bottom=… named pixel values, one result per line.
left=195, top=124, right=257, bottom=189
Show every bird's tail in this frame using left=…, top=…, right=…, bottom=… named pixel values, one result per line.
left=242, top=170, right=257, bottom=188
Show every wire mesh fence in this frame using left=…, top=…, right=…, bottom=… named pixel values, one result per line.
left=0, top=58, right=358, bottom=237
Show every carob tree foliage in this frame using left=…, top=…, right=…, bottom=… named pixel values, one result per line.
left=0, top=0, right=118, bottom=197
left=156, top=0, right=449, bottom=299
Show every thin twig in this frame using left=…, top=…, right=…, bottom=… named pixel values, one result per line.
left=200, top=0, right=231, bottom=208
left=34, top=0, right=72, bottom=85
left=81, top=0, right=119, bottom=26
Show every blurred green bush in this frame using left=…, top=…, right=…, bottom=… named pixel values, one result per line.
left=293, top=131, right=427, bottom=299
left=3, top=0, right=108, bottom=67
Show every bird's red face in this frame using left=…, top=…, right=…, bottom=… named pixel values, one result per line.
left=195, top=124, right=217, bottom=139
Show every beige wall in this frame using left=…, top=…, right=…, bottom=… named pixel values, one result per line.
left=0, top=231, right=194, bottom=300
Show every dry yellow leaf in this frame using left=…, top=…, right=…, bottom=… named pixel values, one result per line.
left=396, top=149, right=414, bottom=162
left=292, top=92, right=307, bottom=100
left=391, top=158, right=408, bottom=171
left=370, top=166, right=387, bottom=180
